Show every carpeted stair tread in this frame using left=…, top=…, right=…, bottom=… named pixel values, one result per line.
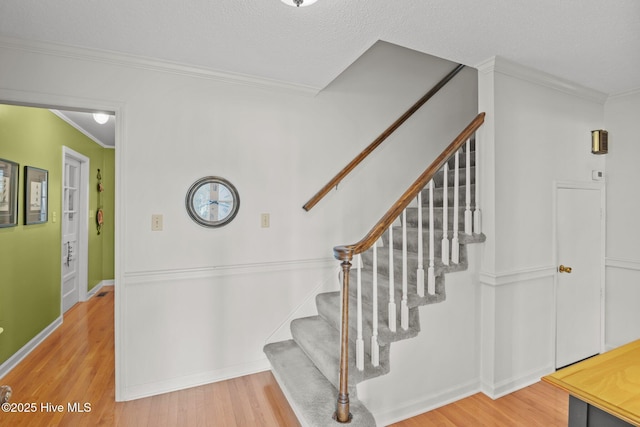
left=360, top=246, right=471, bottom=284
left=383, top=228, right=459, bottom=256
left=421, top=183, right=476, bottom=206
left=433, top=166, right=476, bottom=187
left=348, top=268, right=448, bottom=306
left=379, top=229, right=485, bottom=260
left=291, top=316, right=389, bottom=393
left=316, top=291, right=422, bottom=349
left=444, top=150, right=475, bottom=169
left=403, top=206, right=472, bottom=229
left=264, top=340, right=376, bottom=427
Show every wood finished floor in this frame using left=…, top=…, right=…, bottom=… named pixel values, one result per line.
left=0, top=286, right=569, bottom=426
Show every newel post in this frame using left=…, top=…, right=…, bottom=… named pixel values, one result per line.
left=334, top=247, right=353, bottom=423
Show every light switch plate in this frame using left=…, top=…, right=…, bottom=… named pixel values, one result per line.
left=152, top=214, right=163, bottom=231
left=261, top=213, right=270, bottom=228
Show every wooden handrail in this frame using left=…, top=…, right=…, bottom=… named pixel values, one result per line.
left=303, top=64, right=466, bottom=212
left=333, top=112, right=485, bottom=262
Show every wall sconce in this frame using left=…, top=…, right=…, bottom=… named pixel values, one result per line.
left=591, top=130, right=608, bottom=154
left=281, top=0, right=318, bottom=6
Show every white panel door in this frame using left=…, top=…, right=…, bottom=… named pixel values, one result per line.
left=62, top=157, right=81, bottom=313
left=556, top=187, right=602, bottom=368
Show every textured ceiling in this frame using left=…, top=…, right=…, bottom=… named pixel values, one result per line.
left=0, top=0, right=639, bottom=95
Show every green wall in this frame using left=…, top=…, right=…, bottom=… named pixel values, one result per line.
left=0, top=104, right=114, bottom=366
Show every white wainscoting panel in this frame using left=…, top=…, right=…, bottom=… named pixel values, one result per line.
left=121, top=258, right=335, bottom=401
left=479, top=267, right=556, bottom=399
left=605, top=258, right=640, bottom=350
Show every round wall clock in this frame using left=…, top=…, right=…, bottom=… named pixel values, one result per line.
left=185, top=176, right=240, bottom=228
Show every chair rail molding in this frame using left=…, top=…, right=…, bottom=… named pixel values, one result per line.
left=606, top=257, right=640, bottom=271
left=479, top=265, right=557, bottom=287
left=123, top=257, right=336, bottom=285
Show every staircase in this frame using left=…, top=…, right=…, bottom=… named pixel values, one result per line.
left=264, top=127, right=485, bottom=426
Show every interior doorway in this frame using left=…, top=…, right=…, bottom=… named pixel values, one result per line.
left=61, top=147, right=90, bottom=312
left=0, top=97, right=123, bottom=395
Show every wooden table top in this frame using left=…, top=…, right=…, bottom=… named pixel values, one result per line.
left=542, top=339, right=640, bottom=426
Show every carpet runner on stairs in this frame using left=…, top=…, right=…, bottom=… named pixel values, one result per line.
left=264, top=144, right=484, bottom=427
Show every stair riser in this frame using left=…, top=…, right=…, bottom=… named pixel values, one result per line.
left=318, top=275, right=446, bottom=346
left=316, top=292, right=421, bottom=356
left=444, top=151, right=475, bottom=169
left=384, top=229, right=457, bottom=256
left=344, top=260, right=452, bottom=310
left=403, top=207, right=472, bottom=229
left=421, top=184, right=476, bottom=206
left=359, top=244, right=472, bottom=282
left=360, top=250, right=432, bottom=284
left=433, top=166, right=476, bottom=187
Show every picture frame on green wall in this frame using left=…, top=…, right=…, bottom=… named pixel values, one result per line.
left=0, top=158, right=19, bottom=228
left=24, top=166, right=48, bottom=225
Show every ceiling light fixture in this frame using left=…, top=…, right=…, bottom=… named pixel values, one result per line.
left=281, top=0, right=318, bottom=7
left=93, top=113, right=110, bottom=125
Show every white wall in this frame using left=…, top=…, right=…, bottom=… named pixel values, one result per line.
left=359, top=245, right=482, bottom=426
left=0, top=38, right=478, bottom=400
left=477, top=57, right=606, bottom=397
left=604, top=90, right=640, bottom=349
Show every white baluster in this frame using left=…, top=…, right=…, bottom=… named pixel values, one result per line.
left=442, top=162, right=450, bottom=266
left=416, top=192, right=425, bottom=297
left=356, top=254, right=364, bottom=371
left=428, top=180, right=436, bottom=295
left=401, top=209, right=409, bottom=330
left=452, top=149, right=460, bottom=264
left=464, top=139, right=473, bottom=235
left=473, top=137, right=482, bottom=234
left=388, top=224, right=396, bottom=332
left=371, top=241, right=380, bottom=367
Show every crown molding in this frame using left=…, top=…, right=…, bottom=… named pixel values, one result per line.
left=49, top=109, right=113, bottom=149
left=0, top=36, right=320, bottom=96
left=607, top=87, right=640, bottom=100
left=476, top=56, right=608, bottom=104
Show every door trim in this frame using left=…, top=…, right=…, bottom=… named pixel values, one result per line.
left=552, top=180, right=606, bottom=368
left=62, top=146, right=90, bottom=308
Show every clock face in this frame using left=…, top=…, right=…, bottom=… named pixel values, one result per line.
left=186, top=177, right=239, bottom=228
left=193, top=183, right=234, bottom=221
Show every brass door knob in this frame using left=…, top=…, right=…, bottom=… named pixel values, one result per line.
left=559, top=265, right=572, bottom=273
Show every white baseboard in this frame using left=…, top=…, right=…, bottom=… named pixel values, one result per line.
left=86, top=279, right=113, bottom=300
left=121, top=358, right=271, bottom=401
left=372, top=379, right=481, bottom=426
left=0, top=316, right=63, bottom=380
left=371, top=364, right=555, bottom=425
left=480, top=364, right=555, bottom=399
